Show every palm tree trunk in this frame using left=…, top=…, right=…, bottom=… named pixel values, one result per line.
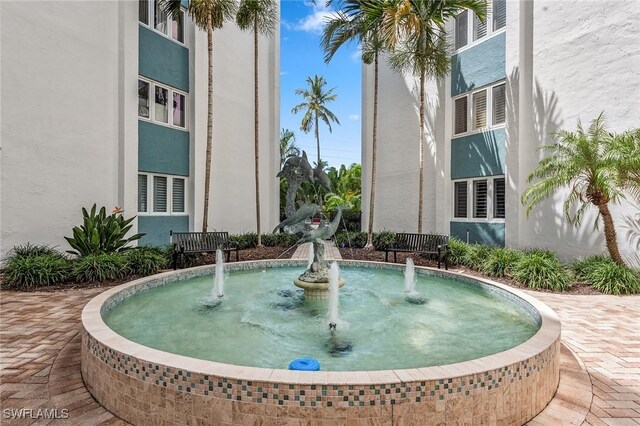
left=417, top=71, right=425, bottom=234
left=253, top=19, right=262, bottom=246
left=315, top=115, right=323, bottom=210
left=202, top=15, right=213, bottom=232
left=365, top=53, right=379, bottom=249
left=598, top=202, right=625, bottom=266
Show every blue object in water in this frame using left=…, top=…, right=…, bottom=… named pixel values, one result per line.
left=288, top=357, right=320, bottom=371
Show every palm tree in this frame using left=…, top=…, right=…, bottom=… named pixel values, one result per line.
left=608, top=128, right=640, bottom=204
left=164, top=0, right=237, bottom=232
left=279, top=128, right=300, bottom=167
left=379, top=0, right=487, bottom=233
left=291, top=75, right=340, bottom=170
left=322, top=0, right=387, bottom=248
left=522, top=114, right=627, bottom=266
left=236, top=0, right=278, bottom=247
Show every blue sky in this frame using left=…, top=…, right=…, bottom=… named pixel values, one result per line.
left=280, top=0, right=362, bottom=168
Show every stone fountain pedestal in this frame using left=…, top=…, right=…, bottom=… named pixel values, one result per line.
left=293, top=241, right=345, bottom=300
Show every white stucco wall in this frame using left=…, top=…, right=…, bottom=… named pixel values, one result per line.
left=192, top=14, right=280, bottom=235
left=361, top=58, right=447, bottom=235
left=505, top=0, right=640, bottom=266
left=0, top=1, right=138, bottom=258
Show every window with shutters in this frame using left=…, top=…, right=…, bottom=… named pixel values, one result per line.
left=138, top=175, right=148, bottom=213
left=494, top=178, right=505, bottom=219
left=473, top=11, right=487, bottom=41
left=472, top=90, right=487, bottom=130
left=138, top=77, right=187, bottom=130
left=139, top=1, right=185, bottom=45
left=138, top=173, right=187, bottom=215
left=452, top=177, right=505, bottom=221
left=454, top=97, right=468, bottom=135
left=454, top=182, right=468, bottom=218
left=455, top=11, right=468, bottom=50
left=473, top=180, right=488, bottom=218
left=493, top=0, right=507, bottom=31
left=492, top=83, right=506, bottom=125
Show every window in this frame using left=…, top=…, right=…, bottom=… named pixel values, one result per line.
left=139, top=78, right=187, bottom=129
left=139, top=173, right=188, bottom=215
left=139, top=1, right=185, bottom=45
left=172, top=178, right=185, bottom=213
left=473, top=180, right=488, bottom=218
left=455, top=11, right=468, bottom=50
left=493, top=0, right=507, bottom=31
left=173, top=92, right=185, bottom=127
left=473, top=11, right=487, bottom=41
left=172, top=11, right=184, bottom=43
left=494, top=178, right=505, bottom=219
left=472, top=90, right=487, bottom=130
left=138, top=80, right=150, bottom=118
left=138, top=175, right=148, bottom=212
left=453, top=80, right=505, bottom=136
left=153, top=176, right=168, bottom=213
left=454, top=97, right=468, bottom=135
left=492, top=83, right=506, bottom=125
left=454, top=182, right=468, bottom=218
left=139, top=0, right=149, bottom=25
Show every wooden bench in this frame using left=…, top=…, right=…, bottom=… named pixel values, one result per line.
left=384, top=233, right=450, bottom=269
left=170, top=231, right=239, bottom=269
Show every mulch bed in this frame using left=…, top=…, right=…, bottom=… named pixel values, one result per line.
left=1, top=245, right=602, bottom=295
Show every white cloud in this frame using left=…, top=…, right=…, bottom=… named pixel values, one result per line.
left=349, top=114, right=359, bottom=121
left=292, top=3, right=334, bottom=34
left=280, top=71, right=288, bottom=76
left=351, top=45, right=362, bottom=63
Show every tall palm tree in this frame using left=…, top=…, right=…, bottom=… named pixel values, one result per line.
left=236, top=0, right=278, bottom=247
left=291, top=75, right=340, bottom=170
left=279, top=128, right=300, bottom=167
left=379, top=0, right=486, bottom=233
left=323, top=0, right=387, bottom=248
left=164, top=0, right=237, bottom=232
left=522, top=114, right=627, bottom=266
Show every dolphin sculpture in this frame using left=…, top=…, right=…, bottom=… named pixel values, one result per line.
left=296, top=206, right=346, bottom=245
left=273, top=202, right=321, bottom=233
left=313, top=164, right=333, bottom=192
left=277, top=151, right=314, bottom=182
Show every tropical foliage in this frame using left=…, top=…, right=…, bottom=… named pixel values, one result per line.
left=522, top=114, right=628, bottom=266
left=279, top=128, right=300, bottom=167
left=65, top=205, right=143, bottom=257
left=2, top=249, right=70, bottom=289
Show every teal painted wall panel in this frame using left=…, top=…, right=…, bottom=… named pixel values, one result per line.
left=139, top=215, right=189, bottom=246
left=139, top=26, right=189, bottom=92
left=139, top=121, right=189, bottom=176
left=451, top=32, right=505, bottom=96
left=450, top=222, right=505, bottom=246
left=451, top=128, right=505, bottom=179
left=181, top=0, right=189, bottom=8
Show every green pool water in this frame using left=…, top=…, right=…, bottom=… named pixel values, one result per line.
left=103, top=266, right=539, bottom=371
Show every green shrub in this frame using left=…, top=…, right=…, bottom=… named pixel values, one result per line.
left=587, top=261, right=640, bottom=295
left=447, top=238, right=469, bottom=266
left=6, top=243, right=61, bottom=260
left=126, top=247, right=167, bottom=276
left=3, top=254, right=71, bottom=289
left=261, top=233, right=299, bottom=247
left=229, top=233, right=258, bottom=249
left=511, top=251, right=570, bottom=291
left=462, top=244, right=495, bottom=270
left=73, top=253, right=129, bottom=282
left=481, top=248, right=523, bottom=277
left=572, top=255, right=611, bottom=282
left=372, top=231, right=396, bottom=251
left=65, top=204, right=144, bottom=256
left=334, top=232, right=367, bottom=248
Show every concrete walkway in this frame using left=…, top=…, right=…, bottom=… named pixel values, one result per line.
left=1, top=280, right=638, bottom=425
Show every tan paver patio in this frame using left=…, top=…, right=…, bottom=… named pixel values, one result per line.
left=1, top=280, right=638, bottom=425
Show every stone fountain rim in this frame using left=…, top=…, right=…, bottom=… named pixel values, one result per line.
left=82, top=259, right=561, bottom=385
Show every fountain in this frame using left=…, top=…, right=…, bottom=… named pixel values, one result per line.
left=404, top=258, right=427, bottom=305
left=80, top=154, right=562, bottom=424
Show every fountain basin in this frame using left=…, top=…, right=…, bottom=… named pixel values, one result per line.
left=81, top=260, right=561, bottom=425
left=293, top=276, right=346, bottom=300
